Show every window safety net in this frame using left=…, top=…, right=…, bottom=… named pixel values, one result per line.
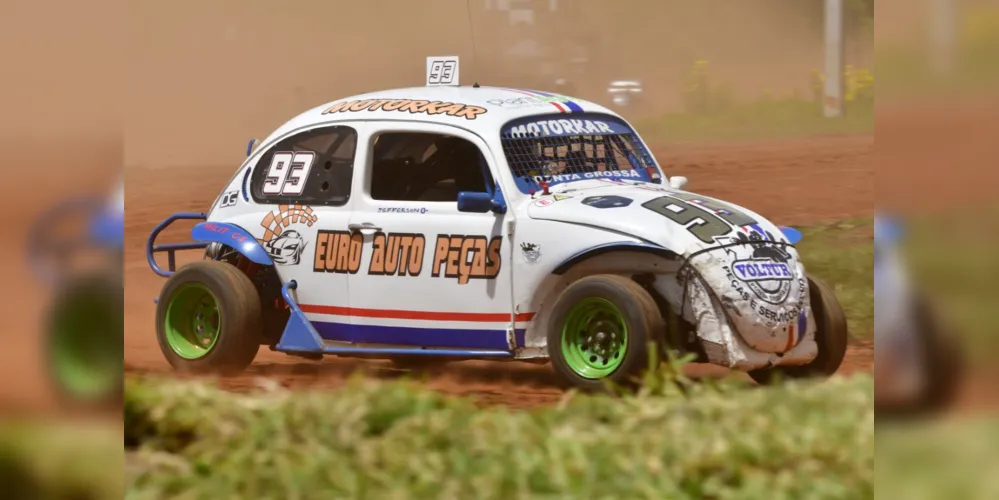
left=499, top=115, right=660, bottom=193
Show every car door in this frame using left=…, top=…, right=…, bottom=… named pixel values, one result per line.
left=246, top=123, right=361, bottom=342
left=345, top=122, right=519, bottom=351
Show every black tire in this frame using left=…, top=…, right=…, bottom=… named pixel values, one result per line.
left=45, top=271, right=124, bottom=409
left=749, top=275, right=849, bottom=384
left=877, top=291, right=964, bottom=418
left=155, top=261, right=261, bottom=374
left=547, top=274, right=666, bottom=392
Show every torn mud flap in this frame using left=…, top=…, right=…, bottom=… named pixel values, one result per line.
left=676, top=241, right=818, bottom=371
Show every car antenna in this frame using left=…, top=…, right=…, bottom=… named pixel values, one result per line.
left=465, top=0, right=479, bottom=83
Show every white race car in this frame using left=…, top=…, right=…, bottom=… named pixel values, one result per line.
left=146, top=57, right=848, bottom=390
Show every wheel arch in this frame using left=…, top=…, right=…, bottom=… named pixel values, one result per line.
left=550, top=242, right=679, bottom=276
left=521, top=245, right=682, bottom=351
left=191, top=221, right=273, bottom=265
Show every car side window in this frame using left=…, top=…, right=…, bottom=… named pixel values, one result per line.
left=369, top=132, right=492, bottom=202
left=251, top=126, right=357, bottom=206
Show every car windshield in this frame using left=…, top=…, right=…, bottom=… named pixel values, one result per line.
left=500, top=113, right=661, bottom=194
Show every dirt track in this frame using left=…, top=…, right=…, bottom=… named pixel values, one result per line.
left=123, top=134, right=873, bottom=407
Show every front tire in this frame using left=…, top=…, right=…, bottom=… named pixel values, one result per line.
left=547, top=274, right=666, bottom=391
left=155, top=261, right=261, bottom=374
left=749, top=275, right=849, bottom=384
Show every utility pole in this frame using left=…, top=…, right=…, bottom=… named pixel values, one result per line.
left=929, top=0, right=956, bottom=76
left=824, top=0, right=845, bottom=117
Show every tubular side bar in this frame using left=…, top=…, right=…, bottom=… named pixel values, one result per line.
left=146, top=212, right=208, bottom=277
left=276, top=280, right=514, bottom=358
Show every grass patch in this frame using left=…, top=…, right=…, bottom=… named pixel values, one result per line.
left=123, top=369, right=873, bottom=499
left=637, top=99, right=873, bottom=144
left=0, top=420, right=123, bottom=499
left=877, top=417, right=999, bottom=499
left=795, top=217, right=874, bottom=339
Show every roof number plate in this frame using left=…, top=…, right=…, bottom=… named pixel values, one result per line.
left=426, top=56, right=460, bottom=87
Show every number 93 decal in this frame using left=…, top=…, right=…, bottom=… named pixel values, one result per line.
left=262, top=151, right=316, bottom=196
left=641, top=192, right=756, bottom=244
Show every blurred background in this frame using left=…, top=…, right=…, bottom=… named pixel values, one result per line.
left=124, top=0, right=873, bottom=168
left=2, top=0, right=999, bottom=497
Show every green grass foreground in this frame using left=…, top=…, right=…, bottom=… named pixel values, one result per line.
left=877, top=417, right=999, bottom=499
left=121, top=371, right=874, bottom=499
left=796, top=217, right=873, bottom=338
left=0, top=421, right=123, bottom=499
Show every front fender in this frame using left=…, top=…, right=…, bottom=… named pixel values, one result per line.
left=551, top=242, right=679, bottom=275
left=191, top=221, right=273, bottom=265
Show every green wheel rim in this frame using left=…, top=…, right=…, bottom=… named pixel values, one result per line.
left=50, top=290, right=123, bottom=400
left=164, top=283, right=221, bottom=360
left=560, top=297, right=629, bottom=379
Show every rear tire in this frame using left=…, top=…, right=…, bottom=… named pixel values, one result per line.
left=547, top=274, right=666, bottom=392
left=749, top=275, right=849, bottom=384
left=155, top=261, right=261, bottom=374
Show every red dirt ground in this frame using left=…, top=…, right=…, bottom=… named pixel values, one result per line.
left=123, top=134, right=874, bottom=408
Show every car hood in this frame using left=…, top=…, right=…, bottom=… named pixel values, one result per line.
left=525, top=180, right=791, bottom=255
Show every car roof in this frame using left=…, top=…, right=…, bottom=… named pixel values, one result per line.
left=265, top=85, right=624, bottom=142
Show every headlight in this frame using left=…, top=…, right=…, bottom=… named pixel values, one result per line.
left=205, top=242, right=223, bottom=259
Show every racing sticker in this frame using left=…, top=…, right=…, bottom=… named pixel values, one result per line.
left=487, top=94, right=575, bottom=110
left=258, top=205, right=318, bottom=266
left=487, top=96, right=570, bottom=109
left=532, top=170, right=643, bottom=185
left=431, top=235, right=502, bottom=284
left=504, top=118, right=631, bottom=137
left=581, top=195, right=633, bottom=209
left=377, top=207, right=429, bottom=214
left=532, top=193, right=573, bottom=208
left=719, top=227, right=808, bottom=327
left=520, top=242, right=542, bottom=265
left=368, top=232, right=426, bottom=277
left=218, top=190, right=239, bottom=208
left=313, top=230, right=364, bottom=274
left=321, top=99, right=487, bottom=120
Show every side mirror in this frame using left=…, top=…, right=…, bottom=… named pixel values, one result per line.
left=668, top=176, right=688, bottom=190
left=457, top=192, right=494, bottom=213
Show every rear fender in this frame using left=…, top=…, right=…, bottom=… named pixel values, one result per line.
left=191, top=221, right=273, bottom=266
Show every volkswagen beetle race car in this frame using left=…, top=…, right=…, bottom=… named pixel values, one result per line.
left=146, top=57, right=848, bottom=390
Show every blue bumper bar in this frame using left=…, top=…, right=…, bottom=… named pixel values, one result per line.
left=146, top=212, right=208, bottom=277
